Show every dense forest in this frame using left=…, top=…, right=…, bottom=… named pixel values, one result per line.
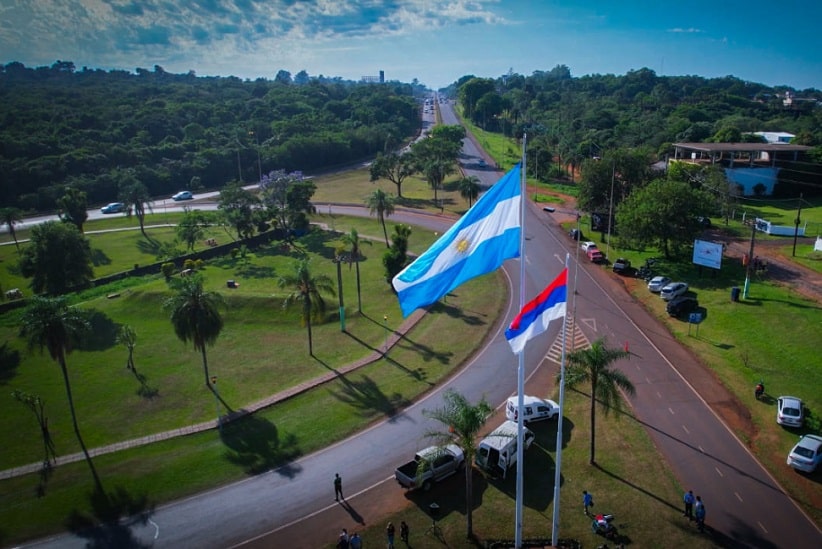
left=0, top=61, right=423, bottom=212
left=446, top=65, right=822, bottom=197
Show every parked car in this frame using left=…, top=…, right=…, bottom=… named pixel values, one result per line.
left=505, top=395, right=558, bottom=424
left=100, top=202, right=125, bottom=214
left=394, top=444, right=464, bottom=491
left=666, top=296, right=699, bottom=318
left=476, top=420, right=535, bottom=477
left=660, top=282, right=688, bottom=301
left=612, top=258, right=631, bottom=274
left=787, top=434, right=822, bottom=473
left=587, top=248, right=605, bottom=263
left=581, top=241, right=598, bottom=252
left=172, top=190, right=193, bottom=201
left=777, top=396, right=804, bottom=427
left=647, top=276, right=671, bottom=293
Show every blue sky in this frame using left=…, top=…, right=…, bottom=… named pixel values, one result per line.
left=1, top=0, right=819, bottom=90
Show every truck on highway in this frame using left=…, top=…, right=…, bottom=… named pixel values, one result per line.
left=394, top=444, right=464, bottom=491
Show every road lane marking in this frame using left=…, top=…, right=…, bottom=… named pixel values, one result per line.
left=734, top=492, right=743, bottom=502
left=715, top=467, right=724, bottom=477
left=668, top=407, right=675, bottom=415
left=682, top=425, right=690, bottom=435
left=757, top=521, right=768, bottom=534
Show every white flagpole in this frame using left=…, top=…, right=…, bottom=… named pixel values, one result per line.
left=551, top=253, right=571, bottom=545
left=514, top=134, right=527, bottom=549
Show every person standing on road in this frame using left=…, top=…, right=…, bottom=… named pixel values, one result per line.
left=683, top=490, right=695, bottom=520
left=583, top=490, right=594, bottom=515
left=695, top=495, right=706, bottom=532
left=334, top=473, right=343, bottom=501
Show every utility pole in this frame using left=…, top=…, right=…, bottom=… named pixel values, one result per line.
left=742, top=221, right=757, bottom=299
left=792, top=193, right=803, bottom=257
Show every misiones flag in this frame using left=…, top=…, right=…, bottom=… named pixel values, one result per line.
left=505, top=268, right=567, bottom=354
left=392, top=164, right=522, bottom=317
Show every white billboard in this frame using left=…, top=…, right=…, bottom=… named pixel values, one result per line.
left=693, top=239, right=723, bottom=269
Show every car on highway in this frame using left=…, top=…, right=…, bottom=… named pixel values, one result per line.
left=647, top=276, right=671, bottom=293
left=172, top=190, right=194, bottom=201
left=777, top=396, right=804, bottom=427
left=786, top=434, right=822, bottom=473
left=660, top=282, right=688, bottom=301
left=581, top=241, right=598, bottom=252
left=666, top=296, right=699, bottom=318
left=100, top=202, right=125, bottom=214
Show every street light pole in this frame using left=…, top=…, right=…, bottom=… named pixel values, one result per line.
left=383, top=314, right=389, bottom=353
left=210, top=376, right=222, bottom=433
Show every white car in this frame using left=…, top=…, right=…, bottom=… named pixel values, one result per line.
left=787, top=434, right=822, bottom=473
left=505, top=395, right=559, bottom=424
left=647, top=276, right=671, bottom=293
left=660, top=282, right=688, bottom=301
left=100, top=202, right=125, bottom=214
left=581, top=241, right=598, bottom=252
left=777, top=396, right=804, bottom=427
left=172, top=190, right=193, bottom=201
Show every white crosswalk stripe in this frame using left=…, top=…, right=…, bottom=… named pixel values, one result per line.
left=543, top=315, right=591, bottom=364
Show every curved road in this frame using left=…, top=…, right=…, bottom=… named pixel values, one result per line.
left=26, top=101, right=820, bottom=549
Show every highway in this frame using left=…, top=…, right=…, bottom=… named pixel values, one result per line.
left=23, top=98, right=821, bottom=548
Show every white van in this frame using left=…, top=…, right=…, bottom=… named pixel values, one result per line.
left=505, top=395, right=559, bottom=424
left=475, top=420, right=535, bottom=478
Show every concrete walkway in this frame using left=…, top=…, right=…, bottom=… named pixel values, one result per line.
left=0, top=309, right=426, bottom=481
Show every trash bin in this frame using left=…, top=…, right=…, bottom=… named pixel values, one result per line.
left=731, top=287, right=740, bottom=302
left=227, top=280, right=236, bottom=289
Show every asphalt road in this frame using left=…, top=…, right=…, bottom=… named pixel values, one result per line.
left=22, top=101, right=821, bottom=549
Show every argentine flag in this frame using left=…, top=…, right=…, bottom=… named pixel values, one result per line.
left=393, top=164, right=522, bottom=317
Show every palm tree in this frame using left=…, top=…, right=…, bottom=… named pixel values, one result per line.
left=163, top=275, right=225, bottom=387
left=20, top=296, right=103, bottom=493
left=458, top=176, right=481, bottom=208
left=277, top=258, right=335, bottom=356
left=366, top=188, right=396, bottom=247
left=119, top=180, right=153, bottom=237
left=422, top=389, right=492, bottom=539
left=0, top=207, right=23, bottom=251
left=342, top=228, right=371, bottom=313
left=562, top=337, right=634, bottom=464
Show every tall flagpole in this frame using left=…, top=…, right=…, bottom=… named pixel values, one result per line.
left=551, top=253, right=571, bottom=545
left=514, top=134, right=527, bottom=549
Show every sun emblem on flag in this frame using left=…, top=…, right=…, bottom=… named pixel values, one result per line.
left=456, top=238, right=470, bottom=254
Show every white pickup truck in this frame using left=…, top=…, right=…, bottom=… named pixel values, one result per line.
left=394, top=444, right=464, bottom=491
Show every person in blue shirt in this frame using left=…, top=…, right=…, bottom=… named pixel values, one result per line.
left=695, top=495, right=706, bottom=532
left=683, top=490, right=695, bottom=520
left=583, top=490, right=594, bottom=515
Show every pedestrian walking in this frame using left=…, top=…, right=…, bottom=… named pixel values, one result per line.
left=583, top=490, right=594, bottom=515
left=336, top=528, right=349, bottom=549
left=349, top=532, right=362, bottom=549
left=400, top=520, right=409, bottom=544
left=683, top=490, right=695, bottom=520
left=386, top=521, right=396, bottom=548
left=334, top=473, right=343, bottom=501
left=695, top=495, right=706, bottom=532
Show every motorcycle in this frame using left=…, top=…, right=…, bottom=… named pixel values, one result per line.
left=591, top=513, right=617, bottom=540
left=755, top=381, right=765, bottom=400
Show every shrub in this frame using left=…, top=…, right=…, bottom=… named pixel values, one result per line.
left=161, top=262, right=175, bottom=279
left=183, top=258, right=196, bottom=271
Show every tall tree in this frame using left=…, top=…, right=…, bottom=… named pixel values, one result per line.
left=277, top=259, right=335, bottom=356
left=56, top=187, right=89, bottom=233
left=411, top=135, right=461, bottom=204
left=342, top=228, right=371, bottom=313
left=382, top=224, right=412, bottom=284
left=119, top=178, right=153, bottom=237
left=218, top=182, right=261, bottom=239
left=366, top=188, right=396, bottom=247
left=0, top=207, right=23, bottom=251
left=19, top=221, right=94, bottom=295
left=175, top=210, right=208, bottom=251
left=369, top=152, right=415, bottom=198
left=20, top=296, right=103, bottom=492
left=422, top=389, right=492, bottom=539
left=163, top=274, right=225, bottom=388
left=260, top=170, right=317, bottom=240
left=562, top=337, right=634, bottom=464
left=458, top=176, right=481, bottom=208
left=116, top=324, right=137, bottom=371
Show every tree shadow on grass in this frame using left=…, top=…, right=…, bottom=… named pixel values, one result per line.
left=341, top=329, right=429, bottom=382
left=135, top=237, right=162, bottom=255
left=234, top=264, right=277, bottom=279
left=0, top=342, right=21, bottom=384
left=220, top=414, right=302, bottom=476
left=65, top=486, right=155, bottom=549
left=90, top=248, right=112, bottom=268
left=329, top=374, right=411, bottom=419
left=78, top=310, right=119, bottom=351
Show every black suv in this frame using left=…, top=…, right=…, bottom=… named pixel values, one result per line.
left=666, top=296, right=699, bottom=317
